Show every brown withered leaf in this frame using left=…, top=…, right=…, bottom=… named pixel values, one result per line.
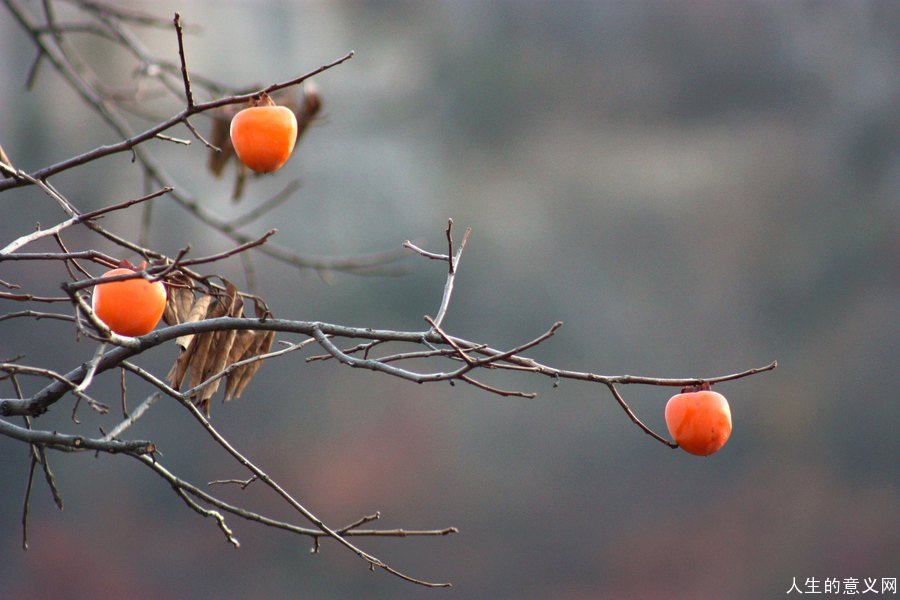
left=166, top=281, right=275, bottom=414
left=206, top=106, right=237, bottom=178
left=232, top=163, right=248, bottom=201
left=221, top=329, right=260, bottom=400
left=295, top=81, right=321, bottom=141
left=191, top=281, right=244, bottom=415
left=184, top=299, right=224, bottom=390
left=0, top=143, right=14, bottom=178
left=166, top=293, right=214, bottom=390
left=224, top=330, right=275, bottom=401
left=223, top=299, right=275, bottom=401
left=162, top=272, right=194, bottom=326
left=175, top=294, right=213, bottom=351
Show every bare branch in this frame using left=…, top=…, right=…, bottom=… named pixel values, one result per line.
left=0, top=184, right=171, bottom=254
left=0, top=45, right=353, bottom=193
left=60, top=0, right=195, bottom=30
left=413, top=219, right=473, bottom=328
left=35, top=443, right=64, bottom=510
left=0, top=417, right=154, bottom=454
left=167, top=374, right=452, bottom=587
left=174, top=230, right=277, bottom=269
left=605, top=383, right=677, bottom=448
left=0, top=2, right=779, bottom=588
left=21, top=448, right=36, bottom=550
left=208, top=475, right=257, bottom=489
left=136, top=455, right=456, bottom=544
left=182, top=116, right=217, bottom=150
left=102, top=392, right=159, bottom=441
left=173, top=486, right=240, bottom=547
left=172, top=13, right=194, bottom=108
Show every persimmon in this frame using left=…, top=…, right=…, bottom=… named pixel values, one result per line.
left=230, top=92, right=298, bottom=173
left=91, top=263, right=167, bottom=337
left=665, top=385, right=732, bottom=456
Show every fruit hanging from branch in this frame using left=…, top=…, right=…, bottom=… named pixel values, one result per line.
left=91, top=262, right=167, bottom=337
left=229, top=92, right=298, bottom=173
left=664, top=384, right=733, bottom=456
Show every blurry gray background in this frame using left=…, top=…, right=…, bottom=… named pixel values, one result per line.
left=1, top=1, right=897, bottom=598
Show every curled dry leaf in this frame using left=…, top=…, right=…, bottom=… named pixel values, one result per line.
left=162, top=271, right=195, bottom=327
left=206, top=106, right=236, bottom=178
left=224, top=300, right=275, bottom=401
left=176, top=294, right=213, bottom=351
left=295, top=82, right=322, bottom=142
left=190, top=281, right=243, bottom=415
left=166, top=284, right=274, bottom=415
left=166, top=293, right=213, bottom=389
left=0, top=142, right=14, bottom=177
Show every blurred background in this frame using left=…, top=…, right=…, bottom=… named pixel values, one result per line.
left=1, top=1, right=897, bottom=598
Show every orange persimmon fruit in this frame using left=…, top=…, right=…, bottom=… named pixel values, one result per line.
left=91, top=262, right=167, bottom=337
left=229, top=92, right=298, bottom=173
left=665, top=385, right=732, bottom=456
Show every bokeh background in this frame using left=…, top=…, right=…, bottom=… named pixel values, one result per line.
left=1, top=1, right=897, bottom=598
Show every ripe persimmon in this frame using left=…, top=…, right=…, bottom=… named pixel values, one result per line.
left=230, top=92, right=298, bottom=173
left=91, top=263, right=167, bottom=337
left=665, top=385, right=732, bottom=456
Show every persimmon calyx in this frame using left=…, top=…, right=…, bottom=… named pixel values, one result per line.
left=248, top=92, right=277, bottom=108
left=680, top=381, right=712, bottom=394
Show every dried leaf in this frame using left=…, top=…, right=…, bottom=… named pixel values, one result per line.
left=226, top=329, right=258, bottom=366
left=207, top=107, right=235, bottom=178
left=174, top=294, right=213, bottom=351
left=295, top=82, right=321, bottom=141
left=231, top=163, right=248, bottom=201
left=187, top=298, right=226, bottom=390
left=191, top=281, right=243, bottom=415
left=174, top=279, right=194, bottom=323
left=166, top=338, right=194, bottom=389
left=167, top=282, right=274, bottom=412
left=166, top=293, right=215, bottom=389
left=0, top=143, right=14, bottom=178
left=224, top=330, right=275, bottom=401
left=166, top=293, right=214, bottom=389
left=224, top=299, right=275, bottom=401
left=162, top=272, right=194, bottom=326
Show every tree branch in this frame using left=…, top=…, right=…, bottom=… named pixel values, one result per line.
left=0, top=417, right=154, bottom=454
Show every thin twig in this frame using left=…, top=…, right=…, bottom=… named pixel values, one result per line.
left=0, top=184, right=171, bottom=254
left=154, top=133, right=190, bottom=145
left=0, top=43, right=353, bottom=193
left=172, top=13, right=193, bottom=108
left=424, top=315, right=475, bottom=365
left=426, top=219, right=471, bottom=328
left=173, top=487, right=240, bottom=547
left=208, top=475, right=258, bottom=489
left=21, top=449, right=37, bottom=550
left=171, top=381, right=452, bottom=587
left=182, top=117, right=218, bottom=150
left=102, top=392, right=159, bottom=441
left=37, top=447, right=64, bottom=510
left=73, top=342, right=107, bottom=396
left=605, top=383, right=677, bottom=448
left=173, top=230, right=277, bottom=269
left=134, top=453, right=456, bottom=543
